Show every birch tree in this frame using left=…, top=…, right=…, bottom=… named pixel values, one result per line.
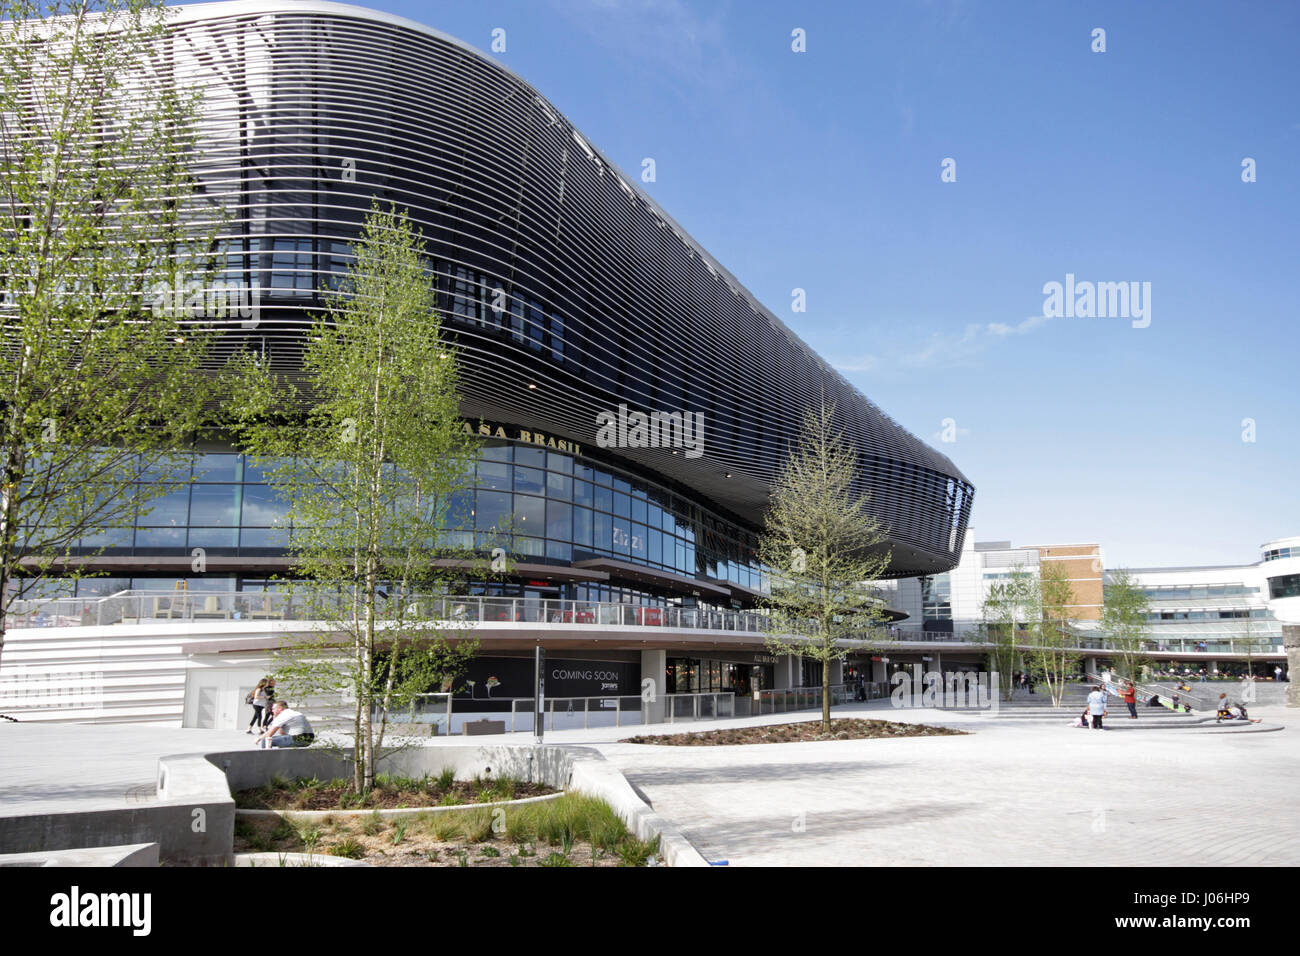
left=759, top=402, right=893, bottom=732
left=1101, top=567, right=1151, bottom=682
left=981, top=566, right=1037, bottom=702
left=0, top=0, right=228, bottom=664
left=237, top=204, right=495, bottom=791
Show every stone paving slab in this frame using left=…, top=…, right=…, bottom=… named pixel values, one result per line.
left=594, top=704, right=1299, bottom=866
left=0, top=724, right=250, bottom=816
left=3, top=703, right=1295, bottom=867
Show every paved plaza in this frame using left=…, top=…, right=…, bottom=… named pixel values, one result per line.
left=2, top=700, right=1295, bottom=866
left=595, top=700, right=1299, bottom=866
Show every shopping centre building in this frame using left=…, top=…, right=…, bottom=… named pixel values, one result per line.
left=0, top=1, right=976, bottom=726
left=885, top=533, right=1293, bottom=683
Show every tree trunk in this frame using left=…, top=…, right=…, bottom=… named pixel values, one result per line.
left=822, top=643, right=832, bottom=732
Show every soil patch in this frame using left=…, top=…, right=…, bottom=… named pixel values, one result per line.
left=235, top=774, right=555, bottom=811
left=621, top=718, right=967, bottom=746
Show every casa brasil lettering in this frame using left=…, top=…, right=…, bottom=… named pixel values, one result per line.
left=1042, top=273, right=1151, bottom=328
left=596, top=404, right=705, bottom=459
left=462, top=421, right=582, bottom=456
left=49, top=886, right=151, bottom=936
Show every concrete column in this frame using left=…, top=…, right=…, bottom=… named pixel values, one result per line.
left=772, top=654, right=798, bottom=689
left=872, top=659, right=888, bottom=683
left=829, top=658, right=843, bottom=685
left=640, top=649, right=667, bottom=723
left=1284, top=626, right=1300, bottom=708
left=1084, top=656, right=1098, bottom=676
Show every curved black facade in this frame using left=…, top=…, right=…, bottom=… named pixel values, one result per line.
left=167, top=0, right=971, bottom=578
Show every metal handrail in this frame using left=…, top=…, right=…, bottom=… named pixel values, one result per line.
left=753, top=680, right=888, bottom=715
left=1087, top=672, right=1205, bottom=712
left=3, top=591, right=1288, bottom=660
left=508, top=694, right=647, bottom=732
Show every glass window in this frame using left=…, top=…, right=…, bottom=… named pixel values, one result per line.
left=445, top=490, right=474, bottom=529
left=138, top=488, right=190, bottom=527
left=514, top=536, right=544, bottom=557
left=514, top=446, right=545, bottom=469
left=594, top=512, right=612, bottom=553
left=573, top=507, right=593, bottom=548
left=594, top=484, right=613, bottom=515
left=593, top=468, right=611, bottom=487
left=189, top=526, right=237, bottom=548
left=478, top=460, right=511, bottom=491
left=613, top=492, right=630, bottom=519
left=546, top=501, right=571, bottom=542
left=190, top=484, right=239, bottom=527
left=546, top=471, right=572, bottom=501
left=612, top=517, right=631, bottom=556
left=630, top=523, right=648, bottom=557
left=81, top=527, right=133, bottom=549
left=513, top=494, right=545, bottom=533
left=546, top=451, right=572, bottom=475
left=514, top=466, right=544, bottom=494
left=241, top=527, right=289, bottom=548
left=135, top=527, right=185, bottom=548
left=240, top=485, right=288, bottom=527
left=476, top=491, right=512, bottom=531
left=480, top=442, right=512, bottom=462
left=631, top=496, right=647, bottom=524
left=546, top=540, right=572, bottom=561
left=573, top=479, right=593, bottom=507
left=649, top=529, right=662, bottom=565
left=193, top=453, right=241, bottom=482
left=242, top=456, right=292, bottom=483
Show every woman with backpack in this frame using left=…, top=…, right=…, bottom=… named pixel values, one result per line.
left=246, top=678, right=270, bottom=734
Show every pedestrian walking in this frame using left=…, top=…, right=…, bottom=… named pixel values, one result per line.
left=1086, top=685, right=1108, bottom=730
left=262, top=678, right=277, bottom=727
left=246, top=678, right=270, bottom=734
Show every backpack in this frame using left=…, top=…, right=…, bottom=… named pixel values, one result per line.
left=245, top=691, right=254, bottom=705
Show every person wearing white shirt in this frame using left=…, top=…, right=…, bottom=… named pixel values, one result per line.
left=255, top=701, right=315, bottom=748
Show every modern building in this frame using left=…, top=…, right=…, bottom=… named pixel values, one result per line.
left=884, top=531, right=1290, bottom=680
left=0, top=1, right=973, bottom=726
left=1119, top=536, right=1295, bottom=677
left=885, top=535, right=1103, bottom=634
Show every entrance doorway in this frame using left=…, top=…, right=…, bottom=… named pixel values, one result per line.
left=184, top=666, right=267, bottom=730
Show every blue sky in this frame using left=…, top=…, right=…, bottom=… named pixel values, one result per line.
left=210, top=0, right=1299, bottom=568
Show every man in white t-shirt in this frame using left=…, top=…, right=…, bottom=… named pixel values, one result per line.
left=256, top=701, right=315, bottom=749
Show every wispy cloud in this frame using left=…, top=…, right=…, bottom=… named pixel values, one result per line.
left=831, top=314, right=1053, bottom=373
left=548, top=0, right=739, bottom=94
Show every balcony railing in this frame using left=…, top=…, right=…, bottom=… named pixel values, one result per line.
left=4, top=590, right=1287, bottom=659
left=3, top=589, right=775, bottom=634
